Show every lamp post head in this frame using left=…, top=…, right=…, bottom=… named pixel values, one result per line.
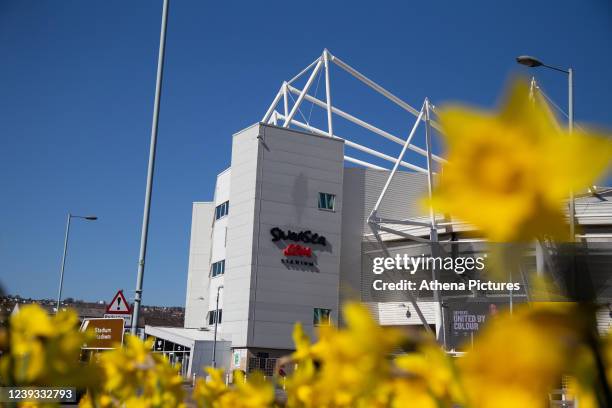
left=516, top=55, right=544, bottom=68
left=84, top=216, right=98, bottom=221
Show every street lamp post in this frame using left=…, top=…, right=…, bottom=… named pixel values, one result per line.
left=131, top=0, right=170, bottom=335
left=212, top=285, right=223, bottom=368
left=56, top=213, right=97, bottom=313
left=515, top=56, right=612, bottom=407
left=516, top=55, right=575, bottom=240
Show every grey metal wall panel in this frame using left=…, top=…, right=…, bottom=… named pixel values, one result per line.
left=360, top=168, right=429, bottom=234
left=339, top=167, right=432, bottom=326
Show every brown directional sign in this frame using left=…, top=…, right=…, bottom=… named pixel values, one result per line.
left=80, top=318, right=124, bottom=349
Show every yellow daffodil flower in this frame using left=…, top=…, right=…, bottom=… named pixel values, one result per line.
left=459, top=303, right=589, bottom=408
left=0, top=304, right=101, bottom=388
left=193, top=368, right=274, bottom=408
left=84, top=335, right=186, bottom=408
left=431, top=80, right=612, bottom=241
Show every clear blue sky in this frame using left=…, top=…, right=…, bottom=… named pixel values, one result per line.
left=1, top=1, right=611, bottom=306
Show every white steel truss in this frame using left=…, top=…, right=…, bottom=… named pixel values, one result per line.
left=263, top=50, right=611, bottom=344
left=262, top=49, right=452, bottom=334
left=262, top=49, right=446, bottom=171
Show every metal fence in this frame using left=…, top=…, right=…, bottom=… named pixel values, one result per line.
left=247, top=357, right=277, bottom=377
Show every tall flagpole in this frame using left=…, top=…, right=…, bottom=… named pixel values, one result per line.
left=131, top=0, right=170, bottom=335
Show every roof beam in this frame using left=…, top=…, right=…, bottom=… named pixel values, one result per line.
left=287, top=84, right=446, bottom=163
left=330, top=54, right=442, bottom=133
left=278, top=114, right=429, bottom=174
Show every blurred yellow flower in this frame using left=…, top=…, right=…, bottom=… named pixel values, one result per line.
left=291, top=323, right=312, bottom=361
left=387, top=377, right=439, bottom=408
left=459, top=303, right=588, bottom=408
left=192, top=368, right=275, bottom=408
left=431, top=80, right=612, bottom=241
left=304, top=303, right=404, bottom=406
left=0, top=304, right=101, bottom=388
left=283, top=302, right=461, bottom=408
left=394, top=342, right=465, bottom=405
left=5, top=300, right=608, bottom=408
left=83, top=335, right=185, bottom=408
left=192, top=367, right=229, bottom=406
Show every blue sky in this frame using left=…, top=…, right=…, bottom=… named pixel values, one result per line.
left=1, top=1, right=611, bottom=306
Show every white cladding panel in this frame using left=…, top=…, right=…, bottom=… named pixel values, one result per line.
left=211, top=170, right=230, bottom=263
left=214, top=169, right=231, bottom=204
left=224, top=124, right=261, bottom=347
left=184, top=202, right=214, bottom=329
left=207, top=169, right=231, bottom=329
left=249, top=124, right=344, bottom=349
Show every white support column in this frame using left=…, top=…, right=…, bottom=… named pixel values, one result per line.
left=529, top=76, right=537, bottom=101
left=535, top=241, right=545, bottom=276
left=425, top=98, right=446, bottom=349
left=283, top=60, right=323, bottom=127
left=344, top=155, right=387, bottom=170
left=262, top=85, right=284, bottom=123
left=424, top=99, right=437, bottom=231
left=568, top=68, right=575, bottom=242
left=375, top=224, right=432, bottom=243
left=371, top=106, right=424, bottom=214
left=323, top=49, right=333, bottom=136
left=332, top=55, right=420, bottom=116
left=372, top=216, right=432, bottom=228
left=287, top=57, right=321, bottom=85
left=344, top=139, right=427, bottom=173
left=283, top=82, right=289, bottom=118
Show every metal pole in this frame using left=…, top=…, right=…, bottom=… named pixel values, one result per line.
left=212, top=285, right=223, bottom=367
left=262, top=85, right=284, bottom=123
left=367, top=222, right=433, bottom=333
left=424, top=99, right=436, bottom=226
left=131, top=0, right=170, bottom=335
left=529, top=77, right=536, bottom=102
left=425, top=99, right=446, bottom=348
left=371, top=106, right=424, bottom=213
left=323, top=49, right=333, bottom=136
left=283, top=82, right=289, bottom=119
left=509, top=268, right=513, bottom=315
left=283, top=59, right=323, bottom=127
left=56, top=214, right=72, bottom=314
left=568, top=68, right=575, bottom=241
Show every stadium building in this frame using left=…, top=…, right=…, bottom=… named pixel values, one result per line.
left=147, top=50, right=612, bottom=377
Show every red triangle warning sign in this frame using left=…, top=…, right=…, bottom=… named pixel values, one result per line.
left=106, top=290, right=131, bottom=314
